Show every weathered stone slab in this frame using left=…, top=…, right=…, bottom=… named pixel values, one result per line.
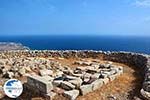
left=86, top=66, right=98, bottom=73
left=80, top=84, right=93, bottom=95
left=60, top=81, right=76, bottom=90
left=27, top=75, right=53, bottom=93
left=63, top=90, right=79, bottom=100
left=92, top=79, right=103, bottom=91
left=76, top=67, right=87, bottom=71
left=39, top=69, right=53, bottom=76
left=91, top=73, right=100, bottom=79
left=68, top=78, right=83, bottom=88
left=52, top=80, right=63, bottom=87
left=100, top=78, right=109, bottom=84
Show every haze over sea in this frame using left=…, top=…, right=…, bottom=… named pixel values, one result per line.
left=0, top=35, right=150, bottom=54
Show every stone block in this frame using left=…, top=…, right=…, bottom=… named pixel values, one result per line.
left=63, top=89, right=79, bottom=100
left=80, top=84, right=93, bottom=95
left=68, top=78, right=83, bottom=88
left=100, top=78, right=109, bottom=84
left=92, top=79, right=103, bottom=91
left=52, top=80, right=63, bottom=87
left=39, top=69, right=53, bottom=76
left=27, top=75, right=53, bottom=93
left=60, top=81, right=76, bottom=90
left=140, top=89, right=150, bottom=100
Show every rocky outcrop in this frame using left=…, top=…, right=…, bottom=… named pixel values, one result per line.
left=0, top=42, right=29, bottom=51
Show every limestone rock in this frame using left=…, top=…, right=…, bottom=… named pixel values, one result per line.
left=39, top=69, right=53, bottom=76
left=18, top=67, right=26, bottom=75
left=44, top=91, right=56, bottom=100
left=108, top=74, right=116, bottom=81
left=63, top=89, right=79, bottom=100
left=3, top=71, right=14, bottom=78
left=92, top=79, right=103, bottom=91
left=68, top=78, right=83, bottom=88
left=80, top=84, right=93, bottom=95
left=143, top=81, right=150, bottom=92
left=100, top=78, right=109, bottom=84
left=27, top=75, right=53, bottom=93
left=24, top=66, right=31, bottom=72
left=60, top=81, right=76, bottom=90
left=140, top=89, right=150, bottom=100
left=91, top=73, right=100, bottom=79
left=39, top=65, right=46, bottom=70
left=52, top=80, right=63, bottom=87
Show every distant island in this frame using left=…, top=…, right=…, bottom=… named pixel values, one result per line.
left=0, top=42, right=29, bottom=51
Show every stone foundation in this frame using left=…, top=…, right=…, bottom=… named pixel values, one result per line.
left=0, top=50, right=149, bottom=99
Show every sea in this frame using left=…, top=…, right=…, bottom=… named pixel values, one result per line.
left=0, top=35, right=150, bottom=54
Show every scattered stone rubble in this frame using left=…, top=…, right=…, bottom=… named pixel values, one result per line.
left=0, top=57, right=63, bottom=79
left=24, top=60, right=123, bottom=100
left=0, top=50, right=149, bottom=99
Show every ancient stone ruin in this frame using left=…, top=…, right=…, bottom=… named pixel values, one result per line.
left=25, top=60, right=123, bottom=100
left=0, top=50, right=149, bottom=100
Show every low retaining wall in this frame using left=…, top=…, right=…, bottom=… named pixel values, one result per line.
left=0, top=50, right=149, bottom=99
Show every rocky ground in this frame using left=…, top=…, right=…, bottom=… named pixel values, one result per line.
left=0, top=56, right=144, bottom=100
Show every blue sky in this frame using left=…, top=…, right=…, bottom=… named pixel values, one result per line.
left=0, top=0, right=150, bottom=36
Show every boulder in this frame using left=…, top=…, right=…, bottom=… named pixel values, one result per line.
left=63, top=89, right=79, bottom=100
